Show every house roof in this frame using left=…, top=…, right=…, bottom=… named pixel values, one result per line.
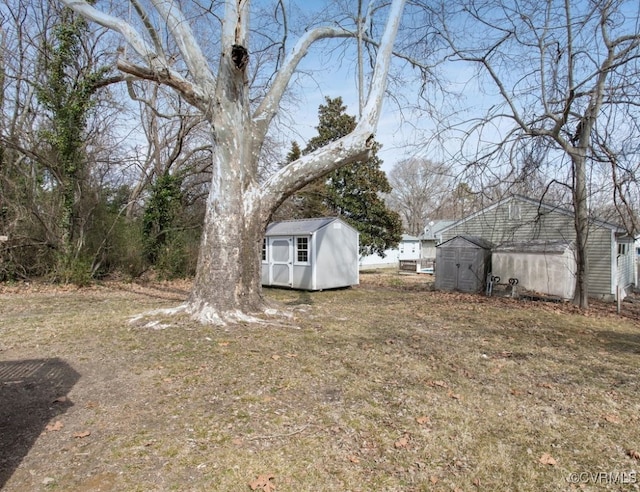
left=439, top=194, right=627, bottom=235
left=420, top=220, right=457, bottom=240
left=401, top=234, right=421, bottom=242
left=265, top=217, right=353, bottom=236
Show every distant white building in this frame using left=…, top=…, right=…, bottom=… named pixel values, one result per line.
left=359, top=234, right=420, bottom=269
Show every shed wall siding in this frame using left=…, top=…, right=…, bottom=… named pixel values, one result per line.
left=442, top=198, right=615, bottom=297
left=314, top=222, right=359, bottom=289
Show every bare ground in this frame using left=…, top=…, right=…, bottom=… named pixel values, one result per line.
left=1, top=271, right=639, bottom=491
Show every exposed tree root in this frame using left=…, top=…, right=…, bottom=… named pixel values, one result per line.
left=128, top=301, right=299, bottom=328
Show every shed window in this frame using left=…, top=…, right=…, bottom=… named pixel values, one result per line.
left=296, top=237, right=309, bottom=264
left=508, top=203, right=521, bottom=220
left=261, top=238, right=267, bottom=262
left=618, top=243, right=628, bottom=255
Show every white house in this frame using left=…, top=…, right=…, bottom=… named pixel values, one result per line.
left=359, top=234, right=420, bottom=270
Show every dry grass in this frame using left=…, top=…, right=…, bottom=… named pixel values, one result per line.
left=1, top=272, right=639, bottom=491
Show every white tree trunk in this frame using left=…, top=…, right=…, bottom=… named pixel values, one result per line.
left=59, top=0, right=407, bottom=324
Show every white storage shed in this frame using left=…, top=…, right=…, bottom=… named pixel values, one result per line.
left=492, top=240, right=576, bottom=300
left=261, top=217, right=359, bottom=290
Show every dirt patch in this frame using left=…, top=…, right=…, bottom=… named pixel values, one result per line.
left=1, top=274, right=639, bottom=491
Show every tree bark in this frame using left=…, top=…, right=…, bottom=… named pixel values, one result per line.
left=59, top=0, right=407, bottom=324
left=572, top=152, right=589, bottom=309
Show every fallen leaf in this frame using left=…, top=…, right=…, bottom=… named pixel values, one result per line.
left=348, top=455, right=360, bottom=463
left=394, top=434, right=410, bottom=449
left=285, top=353, right=298, bottom=358
left=473, top=478, right=481, bottom=487
left=603, top=414, right=621, bottom=424
left=539, top=453, right=556, bottom=465
left=415, top=416, right=430, bottom=425
left=271, top=354, right=281, bottom=361
left=448, top=391, right=462, bottom=400
left=430, top=475, right=439, bottom=484
left=538, top=383, right=553, bottom=389
left=217, top=341, right=230, bottom=347
left=249, top=474, right=276, bottom=491
left=46, top=421, right=63, bottom=432
left=52, top=396, right=68, bottom=403
left=73, top=431, right=91, bottom=438
left=430, top=380, right=448, bottom=388
left=627, top=449, right=640, bottom=460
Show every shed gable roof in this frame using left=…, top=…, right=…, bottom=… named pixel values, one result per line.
left=436, top=235, right=494, bottom=250
left=265, top=217, right=354, bottom=236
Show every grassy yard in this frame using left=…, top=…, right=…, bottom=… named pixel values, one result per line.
left=1, top=273, right=639, bottom=491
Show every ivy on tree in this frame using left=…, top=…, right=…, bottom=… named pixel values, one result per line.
left=142, top=172, right=183, bottom=265
left=35, top=7, right=110, bottom=280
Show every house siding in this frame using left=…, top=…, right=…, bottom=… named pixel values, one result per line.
left=441, top=197, right=616, bottom=298
left=616, top=237, right=636, bottom=293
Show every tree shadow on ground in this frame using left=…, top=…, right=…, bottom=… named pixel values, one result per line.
left=0, top=358, right=80, bottom=488
left=594, top=330, right=640, bottom=355
left=285, top=290, right=314, bottom=306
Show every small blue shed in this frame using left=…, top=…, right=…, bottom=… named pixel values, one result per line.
left=262, top=217, right=359, bottom=290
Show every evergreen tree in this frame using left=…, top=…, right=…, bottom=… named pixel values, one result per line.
left=304, top=97, right=402, bottom=256
left=272, top=141, right=329, bottom=221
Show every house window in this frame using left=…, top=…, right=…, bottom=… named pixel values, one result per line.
left=261, top=238, right=267, bottom=262
left=618, top=243, right=628, bottom=256
left=296, top=237, right=309, bottom=264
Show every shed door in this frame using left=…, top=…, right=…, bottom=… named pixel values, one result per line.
left=269, top=237, right=293, bottom=286
left=439, top=247, right=482, bottom=292
left=457, top=248, right=480, bottom=292
left=438, top=248, right=458, bottom=290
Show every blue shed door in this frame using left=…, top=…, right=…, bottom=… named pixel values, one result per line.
left=269, top=237, right=293, bottom=286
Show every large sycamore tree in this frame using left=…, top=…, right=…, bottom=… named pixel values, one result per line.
left=60, top=0, right=407, bottom=323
